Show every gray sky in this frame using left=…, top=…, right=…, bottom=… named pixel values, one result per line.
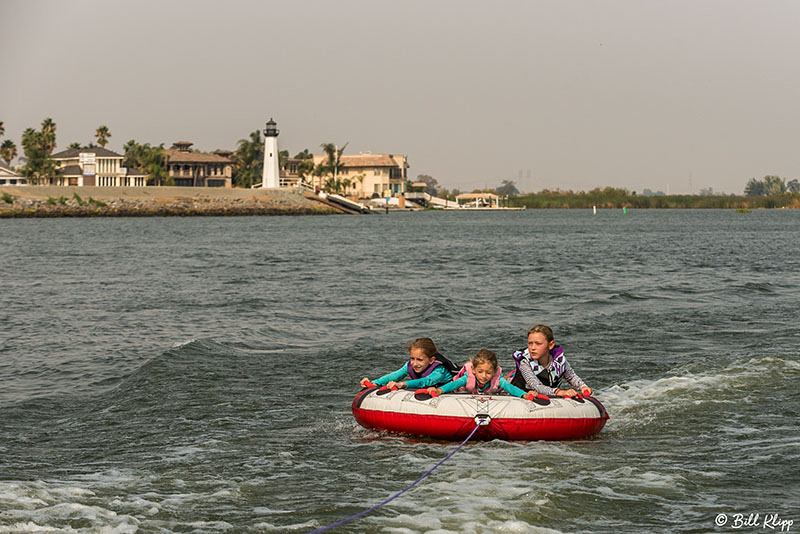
left=2, top=0, right=799, bottom=194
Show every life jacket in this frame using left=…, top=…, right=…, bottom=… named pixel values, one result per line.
left=511, top=345, right=568, bottom=388
left=406, top=352, right=459, bottom=380
left=452, top=361, right=503, bottom=394
left=432, top=352, right=460, bottom=375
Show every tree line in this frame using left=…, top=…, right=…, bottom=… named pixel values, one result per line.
left=744, top=175, right=799, bottom=196
left=410, top=176, right=800, bottom=209
left=509, top=185, right=800, bottom=209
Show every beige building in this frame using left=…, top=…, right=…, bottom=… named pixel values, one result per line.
left=0, top=163, right=27, bottom=185
left=165, top=142, right=233, bottom=188
left=51, top=147, right=147, bottom=187
left=305, top=153, right=408, bottom=198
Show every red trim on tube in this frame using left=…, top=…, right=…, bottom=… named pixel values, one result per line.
left=353, top=407, right=607, bottom=441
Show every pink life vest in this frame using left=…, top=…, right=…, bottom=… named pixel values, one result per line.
left=454, top=361, right=503, bottom=394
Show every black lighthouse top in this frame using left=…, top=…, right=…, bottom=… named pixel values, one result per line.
left=264, top=118, right=279, bottom=137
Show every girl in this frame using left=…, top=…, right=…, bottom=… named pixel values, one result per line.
left=426, top=349, right=532, bottom=398
left=360, top=338, right=456, bottom=390
left=509, top=325, right=593, bottom=397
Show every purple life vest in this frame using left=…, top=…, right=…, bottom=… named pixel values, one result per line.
left=406, top=359, right=442, bottom=380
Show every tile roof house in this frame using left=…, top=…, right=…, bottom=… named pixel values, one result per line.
left=307, top=153, right=408, bottom=198
left=164, top=142, right=232, bottom=188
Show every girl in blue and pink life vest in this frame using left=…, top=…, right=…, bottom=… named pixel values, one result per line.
left=425, top=349, right=534, bottom=399
left=359, top=338, right=457, bottom=391
left=508, top=324, right=592, bottom=398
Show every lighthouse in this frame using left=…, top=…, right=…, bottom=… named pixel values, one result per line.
left=261, top=118, right=280, bottom=188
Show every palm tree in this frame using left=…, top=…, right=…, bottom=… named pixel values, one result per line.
left=320, top=142, right=348, bottom=191
left=40, top=118, right=56, bottom=154
left=67, top=142, right=82, bottom=149
left=20, top=126, right=56, bottom=184
left=21, top=128, right=37, bottom=151
left=1, top=140, right=17, bottom=166
left=122, top=139, right=142, bottom=168
left=0, top=121, right=5, bottom=138
left=95, top=125, right=111, bottom=147
left=296, top=159, right=315, bottom=185
left=142, top=144, right=169, bottom=185
left=312, top=162, right=327, bottom=189
left=232, top=130, right=264, bottom=188
left=352, top=173, right=365, bottom=198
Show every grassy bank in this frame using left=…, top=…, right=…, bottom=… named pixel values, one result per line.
left=0, top=186, right=339, bottom=217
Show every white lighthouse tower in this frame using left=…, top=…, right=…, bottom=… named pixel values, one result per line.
left=261, top=118, right=280, bottom=188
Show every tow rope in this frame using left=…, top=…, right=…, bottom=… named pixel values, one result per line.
left=308, top=419, right=486, bottom=533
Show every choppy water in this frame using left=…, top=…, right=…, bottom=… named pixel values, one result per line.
left=1, top=209, right=798, bottom=534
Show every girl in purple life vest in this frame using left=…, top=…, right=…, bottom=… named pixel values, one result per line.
left=359, top=338, right=456, bottom=390
left=425, top=349, right=533, bottom=399
left=509, top=324, right=592, bottom=398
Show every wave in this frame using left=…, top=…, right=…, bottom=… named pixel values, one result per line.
left=600, top=355, right=799, bottom=432
left=739, top=281, right=778, bottom=293
left=0, top=481, right=141, bottom=534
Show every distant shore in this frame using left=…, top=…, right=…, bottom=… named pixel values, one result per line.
left=0, top=186, right=340, bottom=217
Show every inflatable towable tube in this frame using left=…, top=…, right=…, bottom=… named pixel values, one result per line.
left=352, top=387, right=609, bottom=441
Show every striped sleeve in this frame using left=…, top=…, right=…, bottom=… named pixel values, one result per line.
left=517, top=359, right=558, bottom=395
left=562, top=365, right=588, bottom=391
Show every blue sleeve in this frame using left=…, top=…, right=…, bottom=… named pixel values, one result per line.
left=404, top=366, right=453, bottom=389
left=439, top=375, right=467, bottom=394
left=373, top=364, right=409, bottom=386
left=499, top=377, right=527, bottom=398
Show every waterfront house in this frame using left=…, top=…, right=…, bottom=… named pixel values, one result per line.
left=278, top=157, right=304, bottom=188
left=164, top=142, right=232, bottom=188
left=0, top=163, right=27, bottom=186
left=306, top=153, right=408, bottom=199
left=51, top=147, right=147, bottom=187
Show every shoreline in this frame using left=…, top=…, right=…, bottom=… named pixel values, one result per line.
left=0, top=186, right=341, bottom=217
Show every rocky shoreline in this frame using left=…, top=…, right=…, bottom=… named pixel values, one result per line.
left=0, top=186, right=341, bottom=218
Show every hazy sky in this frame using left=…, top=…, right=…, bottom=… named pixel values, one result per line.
left=2, top=0, right=799, bottom=194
